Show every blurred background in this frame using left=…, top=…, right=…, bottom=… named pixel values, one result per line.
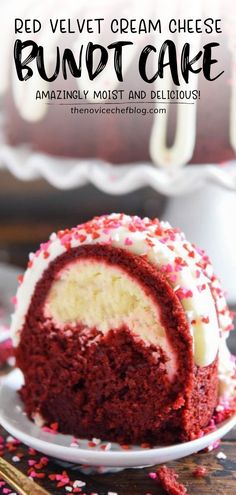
left=0, top=172, right=166, bottom=268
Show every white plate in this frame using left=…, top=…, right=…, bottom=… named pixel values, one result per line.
left=0, top=369, right=236, bottom=472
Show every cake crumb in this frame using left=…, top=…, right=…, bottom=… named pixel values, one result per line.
left=192, top=466, right=207, bottom=477
left=149, top=465, right=188, bottom=494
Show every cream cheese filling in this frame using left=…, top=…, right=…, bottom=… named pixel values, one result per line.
left=44, top=260, right=177, bottom=379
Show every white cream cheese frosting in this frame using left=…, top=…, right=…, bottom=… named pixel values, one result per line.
left=11, top=214, right=234, bottom=394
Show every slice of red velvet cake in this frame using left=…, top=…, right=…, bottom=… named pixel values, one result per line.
left=11, top=214, right=236, bottom=445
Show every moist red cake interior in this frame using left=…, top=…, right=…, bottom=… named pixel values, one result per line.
left=16, top=244, right=218, bottom=444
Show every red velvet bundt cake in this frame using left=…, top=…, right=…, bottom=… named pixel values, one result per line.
left=11, top=214, right=235, bottom=444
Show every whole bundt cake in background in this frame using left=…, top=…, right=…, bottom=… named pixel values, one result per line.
left=11, top=214, right=235, bottom=445
left=1, top=1, right=236, bottom=168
